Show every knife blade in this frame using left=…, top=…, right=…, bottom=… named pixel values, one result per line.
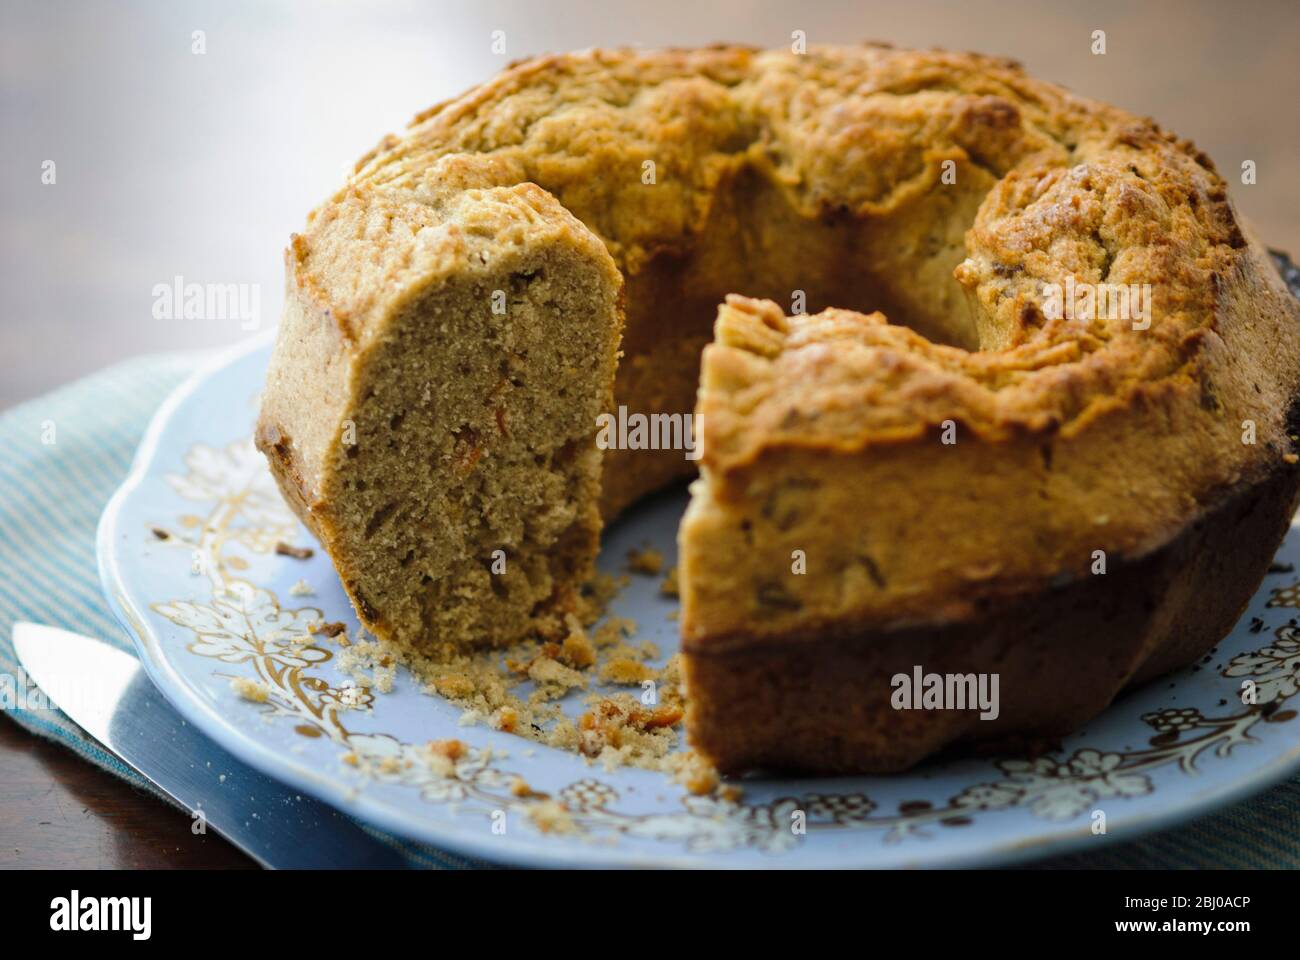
left=12, top=622, right=407, bottom=869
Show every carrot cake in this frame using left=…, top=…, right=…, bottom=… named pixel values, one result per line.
left=258, top=44, right=1300, bottom=773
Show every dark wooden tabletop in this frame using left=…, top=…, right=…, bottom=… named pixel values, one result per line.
left=0, top=716, right=253, bottom=869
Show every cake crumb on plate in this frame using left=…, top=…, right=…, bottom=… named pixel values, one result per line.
left=230, top=676, right=270, bottom=703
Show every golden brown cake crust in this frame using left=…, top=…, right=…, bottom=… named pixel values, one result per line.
left=259, top=42, right=1300, bottom=774
left=286, top=43, right=1300, bottom=509
left=683, top=454, right=1300, bottom=774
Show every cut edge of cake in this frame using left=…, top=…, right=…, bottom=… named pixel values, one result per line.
left=257, top=182, right=624, bottom=654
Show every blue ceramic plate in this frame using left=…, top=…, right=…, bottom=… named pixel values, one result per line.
left=97, top=335, right=1300, bottom=868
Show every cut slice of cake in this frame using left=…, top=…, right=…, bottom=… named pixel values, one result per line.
left=257, top=183, right=623, bottom=654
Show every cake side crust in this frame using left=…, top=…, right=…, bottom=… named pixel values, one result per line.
left=682, top=452, right=1300, bottom=775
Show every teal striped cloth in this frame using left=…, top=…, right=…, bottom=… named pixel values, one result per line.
left=0, top=354, right=476, bottom=869
left=1, top=353, right=1297, bottom=869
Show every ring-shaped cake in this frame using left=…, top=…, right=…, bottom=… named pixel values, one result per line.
left=258, top=45, right=1300, bottom=773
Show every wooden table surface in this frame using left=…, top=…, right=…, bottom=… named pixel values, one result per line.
left=0, top=717, right=253, bottom=869
left=1, top=0, right=1296, bottom=868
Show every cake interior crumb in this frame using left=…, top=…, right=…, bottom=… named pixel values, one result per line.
left=230, top=676, right=271, bottom=703
left=626, top=544, right=664, bottom=576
